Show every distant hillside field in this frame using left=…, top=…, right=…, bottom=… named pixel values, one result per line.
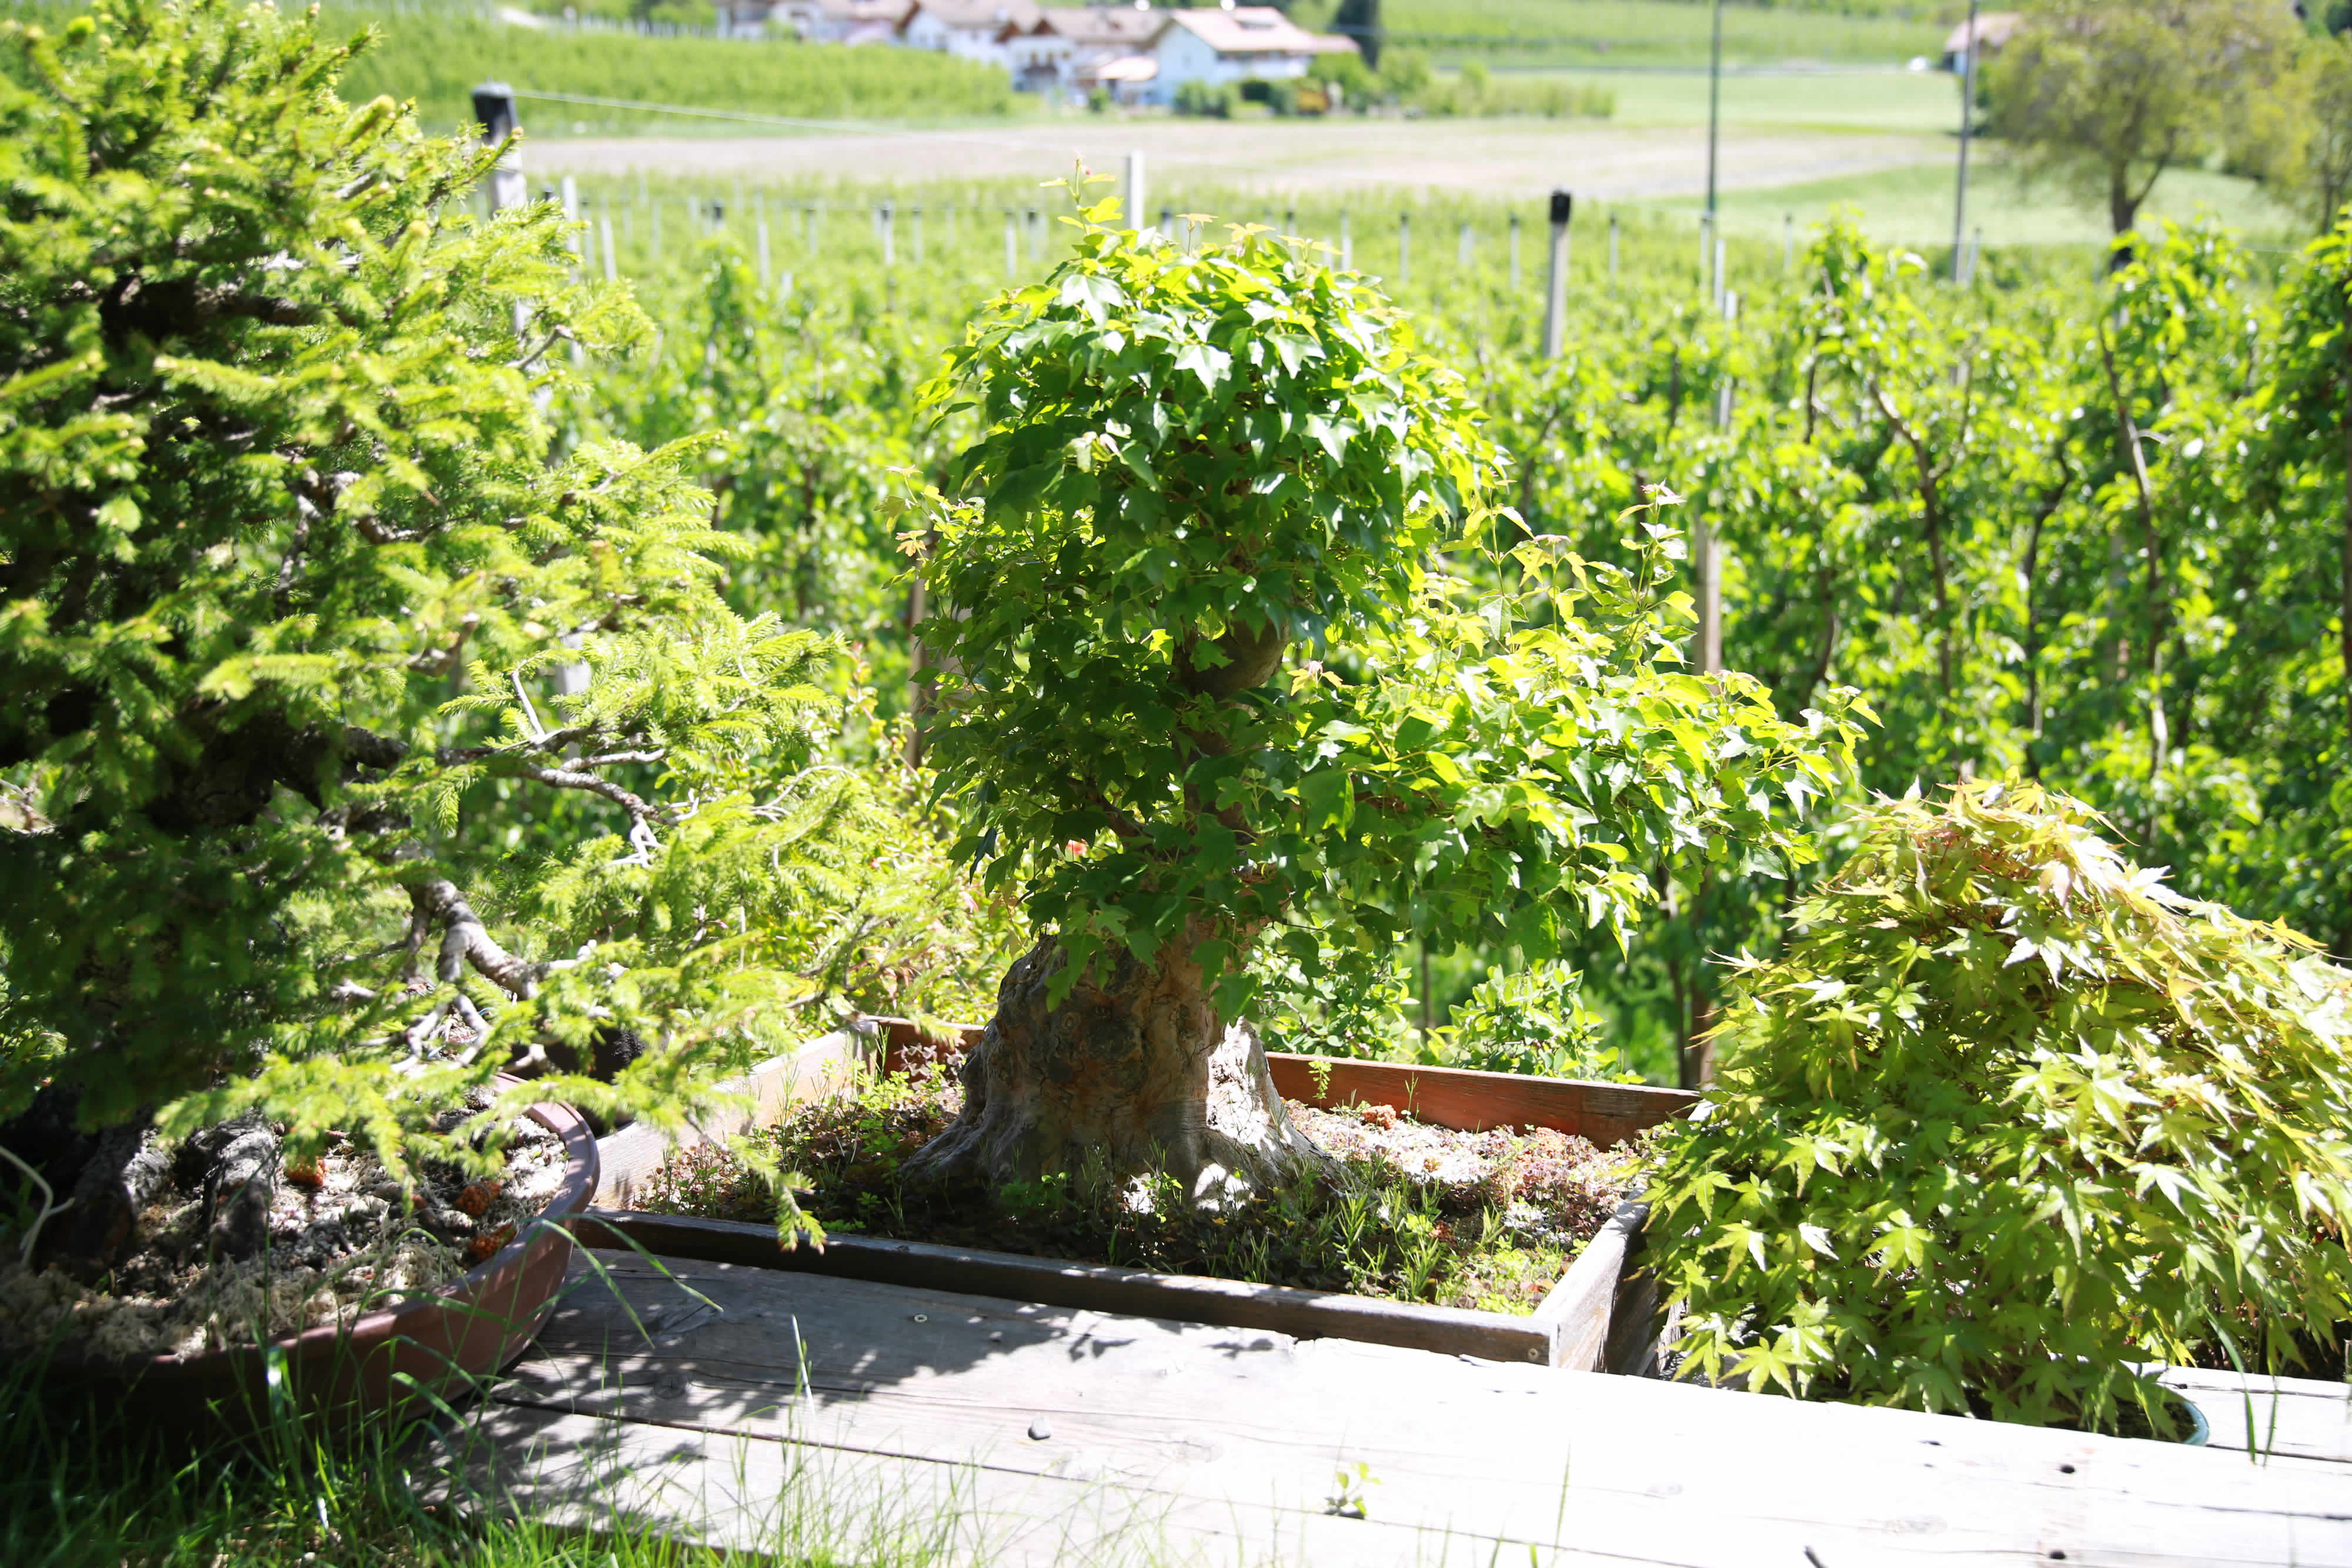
left=1299, top=0, right=1953, bottom=66
left=337, top=16, right=1021, bottom=135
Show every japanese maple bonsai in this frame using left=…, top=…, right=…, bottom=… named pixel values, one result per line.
left=1645, top=781, right=2352, bottom=1436
left=0, top=0, right=853, bottom=1284
left=900, top=189, right=1867, bottom=1205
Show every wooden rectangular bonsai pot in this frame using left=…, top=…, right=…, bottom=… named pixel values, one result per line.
left=585, top=1019, right=1696, bottom=1370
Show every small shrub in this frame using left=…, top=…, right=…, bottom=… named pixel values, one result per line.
left=1645, top=781, right=2352, bottom=1435
left=1433, top=961, right=1636, bottom=1082
left=1173, top=78, right=1237, bottom=118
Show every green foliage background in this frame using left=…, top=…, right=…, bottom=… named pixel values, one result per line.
left=447, top=148, right=2352, bottom=1085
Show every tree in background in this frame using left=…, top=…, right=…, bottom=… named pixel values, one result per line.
left=1988, top=0, right=2300, bottom=238
left=1334, top=0, right=1381, bottom=68
left=2290, top=31, right=2352, bottom=227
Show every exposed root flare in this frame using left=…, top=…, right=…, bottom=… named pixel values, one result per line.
left=901, top=931, right=1331, bottom=1208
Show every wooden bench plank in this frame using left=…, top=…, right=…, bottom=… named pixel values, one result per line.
left=448, top=1251, right=2352, bottom=1567
left=2160, top=1366, right=2352, bottom=1467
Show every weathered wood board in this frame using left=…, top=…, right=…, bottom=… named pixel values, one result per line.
left=430, top=1249, right=2352, bottom=1567
left=574, top=1208, right=1569, bottom=1364
left=2159, top=1365, right=2352, bottom=1470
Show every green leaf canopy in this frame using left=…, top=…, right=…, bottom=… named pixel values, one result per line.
left=907, top=194, right=1868, bottom=1017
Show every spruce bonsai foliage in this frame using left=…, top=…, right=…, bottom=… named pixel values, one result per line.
left=899, top=184, right=1866, bottom=1202
left=1645, top=781, right=2352, bottom=1435
left=0, top=0, right=878, bottom=1272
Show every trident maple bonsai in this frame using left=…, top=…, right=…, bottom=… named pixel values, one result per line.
left=0, top=0, right=876, bottom=1274
left=899, top=190, right=1868, bottom=1203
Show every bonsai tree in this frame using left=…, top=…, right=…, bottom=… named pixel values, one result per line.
left=0, top=0, right=894, bottom=1268
left=1644, top=780, right=2352, bottom=1434
left=898, top=188, right=1867, bottom=1203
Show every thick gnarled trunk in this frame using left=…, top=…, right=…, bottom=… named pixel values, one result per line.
left=902, top=930, right=1329, bottom=1208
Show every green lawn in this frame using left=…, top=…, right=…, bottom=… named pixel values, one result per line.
left=1294, top=0, right=1955, bottom=68
left=1522, top=64, right=1970, bottom=131
left=1652, top=155, right=2307, bottom=250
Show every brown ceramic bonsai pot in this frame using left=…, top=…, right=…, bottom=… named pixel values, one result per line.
left=46, top=1091, right=599, bottom=1435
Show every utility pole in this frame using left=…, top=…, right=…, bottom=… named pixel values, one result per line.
left=1952, top=0, right=1980, bottom=283
left=1705, top=0, right=1724, bottom=229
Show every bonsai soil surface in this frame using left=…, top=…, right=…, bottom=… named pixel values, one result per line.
left=634, top=1061, right=1648, bottom=1315
left=0, top=1095, right=569, bottom=1360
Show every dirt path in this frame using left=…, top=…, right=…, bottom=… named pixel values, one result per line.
left=523, top=118, right=1938, bottom=200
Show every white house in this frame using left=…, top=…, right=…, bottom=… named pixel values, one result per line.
left=899, top=0, right=1043, bottom=69
left=1140, top=6, right=1349, bottom=105
left=773, top=0, right=916, bottom=44
left=1001, top=5, right=1162, bottom=95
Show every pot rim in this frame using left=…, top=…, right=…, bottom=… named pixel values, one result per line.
left=41, top=1081, right=597, bottom=1373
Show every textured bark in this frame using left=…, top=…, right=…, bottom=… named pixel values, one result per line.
left=55, top=1124, right=170, bottom=1275
left=206, top=1124, right=282, bottom=1259
left=902, top=930, right=1330, bottom=1207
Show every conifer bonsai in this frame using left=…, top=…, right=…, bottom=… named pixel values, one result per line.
left=900, top=190, right=1867, bottom=1203
left=0, top=0, right=870, bottom=1275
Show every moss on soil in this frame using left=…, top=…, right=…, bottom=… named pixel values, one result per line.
left=636, top=1062, right=1646, bottom=1315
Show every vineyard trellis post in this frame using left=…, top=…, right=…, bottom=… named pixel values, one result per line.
left=471, top=81, right=524, bottom=212
left=1542, top=189, right=1572, bottom=360
left=1125, top=151, right=1145, bottom=233
left=1695, top=292, right=1733, bottom=682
